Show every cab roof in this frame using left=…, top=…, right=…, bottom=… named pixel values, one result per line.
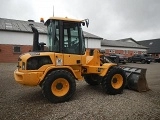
left=45, top=17, right=82, bottom=26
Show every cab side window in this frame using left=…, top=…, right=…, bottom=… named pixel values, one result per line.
left=63, top=22, right=79, bottom=54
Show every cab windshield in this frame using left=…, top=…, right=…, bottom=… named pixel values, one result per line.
left=46, top=20, right=85, bottom=55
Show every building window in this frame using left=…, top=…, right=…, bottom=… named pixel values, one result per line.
left=123, top=50, right=128, bottom=54
left=13, top=46, right=21, bottom=53
left=141, top=51, right=146, bottom=54
left=134, top=51, right=138, bottom=54
left=109, top=49, right=115, bottom=53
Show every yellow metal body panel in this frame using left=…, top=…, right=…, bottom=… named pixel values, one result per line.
left=41, top=65, right=84, bottom=81
left=63, top=54, right=81, bottom=65
left=14, top=49, right=116, bottom=86
left=82, top=49, right=117, bottom=76
left=85, top=49, right=101, bottom=66
left=14, top=69, right=43, bottom=86
left=14, top=65, right=84, bottom=86
left=99, top=63, right=117, bottom=76
left=82, top=63, right=116, bottom=76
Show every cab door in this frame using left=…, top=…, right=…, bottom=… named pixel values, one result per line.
left=62, top=21, right=84, bottom=66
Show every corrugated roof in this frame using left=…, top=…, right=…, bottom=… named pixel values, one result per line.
left=101, top=40, right=148, bottom=49
left=116, top=38, right=141, bottom=45
left=138, top=39, right=160, bottom=53
left=0, top=18, right=103, bottom=40
left=83, top=31, right=103, bottom=40
left=0, top=18, right=47, bottom=34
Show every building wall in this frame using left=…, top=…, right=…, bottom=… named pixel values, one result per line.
left=0, top=31, right=47, bottom=63
left=150, top=53, right=160, bottom=58
left=101, top=46, right=147, bottom=57
left=0, top=44, right=32, bottom=62
left=0, top=31, right=47, bottom=45
left=85, top=38, right=101, bottom=49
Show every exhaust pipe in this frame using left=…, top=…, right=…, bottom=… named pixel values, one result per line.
left=31, top=26, right=39, bottom=51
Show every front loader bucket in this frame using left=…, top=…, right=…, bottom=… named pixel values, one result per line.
left=120, top=66, right=150, bottom=92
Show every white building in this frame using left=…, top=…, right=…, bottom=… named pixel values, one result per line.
left=101, top=38, right=148, bottom=57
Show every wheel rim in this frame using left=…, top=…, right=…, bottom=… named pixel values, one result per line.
left=51, top=78, right=69, bottom=97
left=111, top=74, right=123, bottom=89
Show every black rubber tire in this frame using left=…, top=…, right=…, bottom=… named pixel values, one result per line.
left=141, top=60, right=145, bottom=64
left=101, top=66, right=126, bottom=95
left=42, top=70, right=76, bottom=103
left=128, top=59, right=132, bottom=63
left=84, top=74, right=101, bottom=85
left=147, top=61, right=150, bottom=64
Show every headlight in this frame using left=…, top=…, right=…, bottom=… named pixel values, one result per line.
left=22, top=62, right=25, bottom=70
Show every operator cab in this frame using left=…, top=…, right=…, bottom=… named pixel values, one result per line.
left=44, top=17, right=88, bottom=55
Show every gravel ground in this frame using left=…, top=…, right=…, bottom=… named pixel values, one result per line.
left=0, top=63, right=160, bottom=120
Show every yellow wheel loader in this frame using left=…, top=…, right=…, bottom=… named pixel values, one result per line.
left=14, top=17, right=149, bottom=103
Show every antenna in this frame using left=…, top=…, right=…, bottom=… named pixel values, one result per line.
left=53, top=6, right=54, bottom=17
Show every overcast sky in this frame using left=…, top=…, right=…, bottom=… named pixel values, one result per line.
left=1, top=0, right=160, bottom=41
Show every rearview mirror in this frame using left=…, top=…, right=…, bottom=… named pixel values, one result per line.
left=82, top=22, right=85, bottom=26
left=85, top=19, right=89, bottom=27
left=82, top=19, right=89, bottom=27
